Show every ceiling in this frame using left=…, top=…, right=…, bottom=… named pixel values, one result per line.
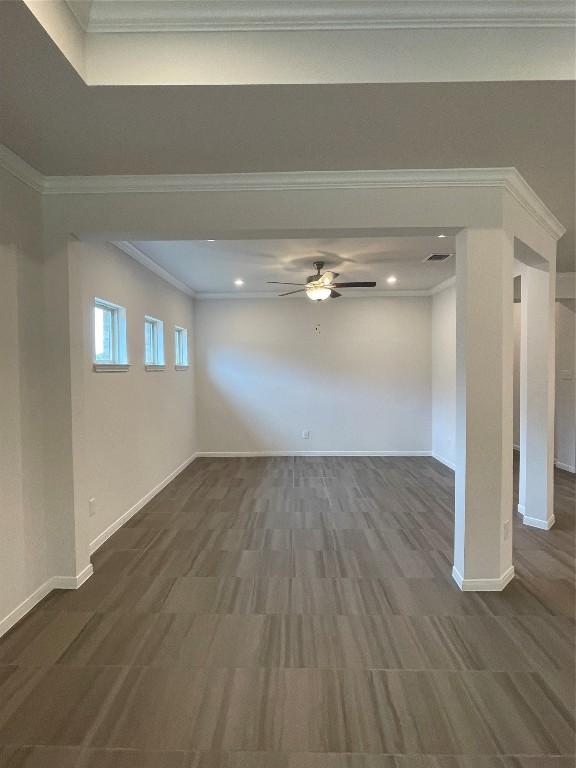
left=130, top=236, right=456, bottom=295
left=1, top=1, right=574, bottom=271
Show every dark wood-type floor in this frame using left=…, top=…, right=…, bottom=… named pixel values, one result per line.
left=0, top=457, right=574, bottom=767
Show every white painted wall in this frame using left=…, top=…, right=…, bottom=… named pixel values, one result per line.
left=555, top=299, right=576, bottom=472
left=431, top=283, right=456, bottom=469
left=88, top=28, right=576, bottom=86
left=514, top=295, right=576, bottom=474
left=195, top=297, right=432, bottom=454
left=68, top=241, right=197, bottom=550
left=0, top=167, right=53, bottom=632
left=513, top=303, right=522, bottom=449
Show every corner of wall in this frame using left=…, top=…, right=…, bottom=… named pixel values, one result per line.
left=431, top=281, right=457, bottom=470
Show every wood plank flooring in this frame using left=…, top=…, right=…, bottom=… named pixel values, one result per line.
left=0, top=456, right=574, bottom=767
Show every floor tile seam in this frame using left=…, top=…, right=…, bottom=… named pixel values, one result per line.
left=0, top=664, right=566, bottom=674
left=1, top=745, right=574, bottom=755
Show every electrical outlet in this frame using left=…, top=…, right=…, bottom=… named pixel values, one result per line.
left=89, top=497, right=96, bottom=517
left=314, top=324, right=321, bottom=335
left=302, top=430, right=311, bottom=440
left=503, top=519, right=511, bottom=540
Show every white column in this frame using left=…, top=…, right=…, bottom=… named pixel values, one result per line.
left=453, top=229, right=514, bottom=591
left=518, top=261, right=556, bottom=529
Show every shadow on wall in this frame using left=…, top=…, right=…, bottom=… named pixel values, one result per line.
left=197, top=298, right=432, bottom=455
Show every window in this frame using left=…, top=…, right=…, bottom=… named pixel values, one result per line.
left=93, top=298, right=127, bottom=368
left=174, top=326, right=189, bottom=368
left=144, top=316, right=165, bottom=368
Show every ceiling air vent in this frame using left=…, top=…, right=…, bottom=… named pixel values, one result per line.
left=424, top=253, right=453, bottom=262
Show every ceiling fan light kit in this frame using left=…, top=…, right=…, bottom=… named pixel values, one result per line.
left=268, top=260, right=376, bottom=301
left=306, top=285, right=332, bottom=301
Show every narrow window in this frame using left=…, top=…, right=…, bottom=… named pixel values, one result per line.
left=144, top=316, right=165, bottom=368
left=174, top=326, right=189, bottom=368
left=94, top=298, right=127, bottom=368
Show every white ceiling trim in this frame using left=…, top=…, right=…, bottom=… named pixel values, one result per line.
left=196, top=288, right=444, bottom=300
left=502, top=170, right=567, bottom=244
left=79, top=1, right=576, bottom=33
left=428, top=275, right=457, bottom=296
left=41, top=167, right=532, bottom=195
left=0, top=144, right=44, bottom=193
left=111, top=241, right=196, bottom=298
left=0, top=145, right=566, bottom=241
left=64, top=1, right=93, bottom=32
left=44, top=168, right=567, bottom=242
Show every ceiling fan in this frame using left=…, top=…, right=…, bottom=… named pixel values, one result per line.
left=268, top=261, right=376, bottom=301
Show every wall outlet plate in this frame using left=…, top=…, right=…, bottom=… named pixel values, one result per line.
left=89, top=497, right=96, bottom=517
left=302, top=430, right=311, bottom=440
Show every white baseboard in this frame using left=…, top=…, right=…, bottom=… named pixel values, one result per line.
left=0, top=564, right=95, bottom=640
left=523, top=513, right=556, bottom=530
left=196, top=450, right=432, bottom=458
left=0, top=578, right=55, bottom=639
left=518, top=504, right=555, bottom=529
left=52, top=564, right=94, bottom=590
left=431, top=453, right=455, bottom=471
left=452, top=565, right=515, bottom=592
left=89, top=453, right=197, bottom=554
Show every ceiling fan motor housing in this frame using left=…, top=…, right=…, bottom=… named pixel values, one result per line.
left=308, top=260, right=325, bottom=282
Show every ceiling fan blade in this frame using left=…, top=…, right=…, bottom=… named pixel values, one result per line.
left=279, top=288, right=306, bottom=296
left=330, top=290, right=342, bottom=298
left=267, top=281, right=306, bottom=286
left=320, top=270, right=339, bottom=285
left=332, top=281, right=377, bottom=288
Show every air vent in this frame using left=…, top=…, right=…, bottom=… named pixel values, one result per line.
left=424, top=253, right=453, bottom=262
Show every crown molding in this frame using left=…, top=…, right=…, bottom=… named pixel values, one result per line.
left=502, top=168, right=566, bottom=242
left=44, top=168, right=523, bottom=195
left=84, top=1, right=576, bottom=33
left=194, top=277, right=456, bottom=299
left=428, top=275, right=456, bottom=295
left=0, top=144, right=44, bottom=194
left=196, top=289, right=436, bottom=300
left=64, top=1, right=92, bottom=33
left=43, top=168, right=568, bottom=242
left=198, top=271, right=573, bottom=301
left=0, top=145, right=565, bottom=242
left=111, top=241, right=196, bottom=298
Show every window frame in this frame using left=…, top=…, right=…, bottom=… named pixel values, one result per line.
left=144, top=315, right=165, bottom=369
left=174, top=326, right=189, bottom=369
left=93, top=298, right=128, bottom=372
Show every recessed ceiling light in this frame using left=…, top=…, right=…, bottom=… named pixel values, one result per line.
left=206, top=239, right=215, bottom=242
left=437, top=233, right=447, bottom=239
left=234, top=279, right=244, bottom=286
left=386, top=276, right=397, bottom=285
